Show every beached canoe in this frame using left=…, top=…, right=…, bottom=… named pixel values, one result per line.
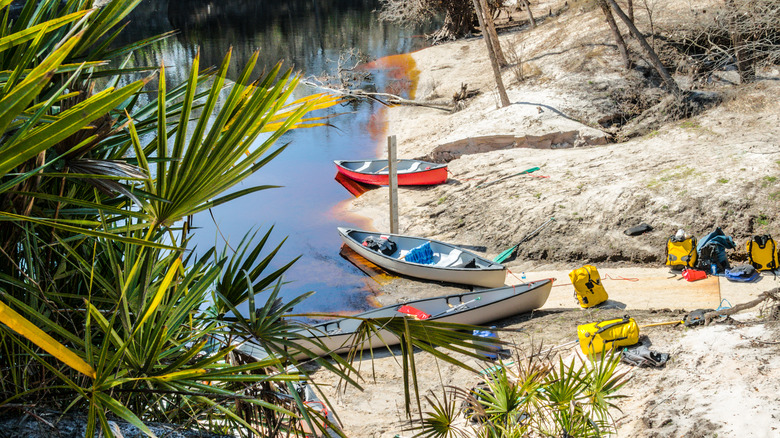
left=239, top=279, right=553, bottom=359
left=334, top=159, right=447, bottom=186
left=338, top=227, right=507, bottom=288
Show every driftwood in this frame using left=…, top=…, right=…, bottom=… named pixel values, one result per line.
left=303, top=81, right=455, bottom=112
left=704, top=287, right=780, bottom=325
left=452, top=83, right=479, bottom=102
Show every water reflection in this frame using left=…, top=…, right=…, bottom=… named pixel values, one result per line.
left=120, top=0, right=436, bottom=315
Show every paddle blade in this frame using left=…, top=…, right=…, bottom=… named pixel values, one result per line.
left=493, top=245, right=517, bottom=263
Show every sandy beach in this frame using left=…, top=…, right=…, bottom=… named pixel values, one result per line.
left=312, top=0, right=780, bottom=436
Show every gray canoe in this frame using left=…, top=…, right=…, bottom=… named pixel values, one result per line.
left=238, top=279, right=553, bottom=360
left=338, top=227, right=507, bottom=288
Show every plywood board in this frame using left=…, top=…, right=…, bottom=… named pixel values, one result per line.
left=506, top=268, right=721, bottom=311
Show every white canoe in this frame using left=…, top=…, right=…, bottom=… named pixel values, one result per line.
left=238, top=279, right=553, bottom=359
left=338, top=227, right=507, bottom=288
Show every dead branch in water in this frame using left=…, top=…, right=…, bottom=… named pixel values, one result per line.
left=303, top=80, right=456, bottom=112
left=704, top=287, right=780, bottom=325
left=303, top=47, right=458, bottom=112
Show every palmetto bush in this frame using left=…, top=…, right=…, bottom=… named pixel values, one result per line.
left=411, top=349, right=630, bottom=438
left=0, top=0, right=346, bottom=436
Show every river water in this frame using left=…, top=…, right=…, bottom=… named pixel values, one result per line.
left=121, top=0, right=437, bottom=315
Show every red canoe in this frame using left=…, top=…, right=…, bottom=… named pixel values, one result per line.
left=334, top=159, right=448, bottom=186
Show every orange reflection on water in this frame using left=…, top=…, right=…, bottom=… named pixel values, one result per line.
left=359, top=52, right=420, bottom=142
left=360, top=53, right=420, bottom=100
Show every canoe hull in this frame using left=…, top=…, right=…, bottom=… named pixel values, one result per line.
left=339, top=227, right=506, bottom=288
left=334, top=159, right=447, bottom=186
left=276, top=280, right=553, bottom=358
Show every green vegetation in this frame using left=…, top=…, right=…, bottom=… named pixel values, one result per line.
left=717, top=178, right=729, bottom=184
left=762, top=175, right=777, bottom=187
left=646, top=165, right=701, bottom=189
left=0, top=1, right=493, bottom=436
left=411, top=349, right=629, bottom=437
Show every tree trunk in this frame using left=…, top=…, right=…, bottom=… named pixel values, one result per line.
left=481, top=0, right=507, bottom=66
left=472, top=0, right=510, bottom=107
left=522, top=0, right=536, bottom=29
left=606, top=0, right=681, bottom=96
left=726, top=0, right=754, bottom=83
left=430, top=1, right=474, bottom=42
left=597, top=0, right=631, bottom=69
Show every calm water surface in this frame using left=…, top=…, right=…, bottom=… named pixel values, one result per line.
left=123, top=0, right=436, bottom=315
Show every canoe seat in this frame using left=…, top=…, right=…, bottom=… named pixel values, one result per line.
left=436, top=249, right=463, bottom=267
left=405, top=161, right=422, bottom=173
left=354, top=162, right=371, bottom=172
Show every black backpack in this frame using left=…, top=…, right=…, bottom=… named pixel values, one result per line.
left=361, top=236, right=397, bottom=255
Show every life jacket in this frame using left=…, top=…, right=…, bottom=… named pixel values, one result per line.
left=569, top=265, right=608, bottom=308
left=577, top=316, right=639, bottom=356
left=666, top=235, right=697, bottom=269
left=747, top=234, right=778, bottom=271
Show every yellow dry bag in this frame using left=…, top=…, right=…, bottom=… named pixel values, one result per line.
left=569, top=265, right=608, bottom=308
left=747, top=235, right=778, bottom=271
left=666, top=236, right=697, bottom=269
left=577, top=316, right=639, bottom=355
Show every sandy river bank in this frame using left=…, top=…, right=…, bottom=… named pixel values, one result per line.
left=313, top=0, right=780, bottom=435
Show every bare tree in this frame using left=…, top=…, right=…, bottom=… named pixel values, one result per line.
left=482, top=0, right=508, bottom=66
left=726, top=0, right=754, bottom=82
left=473, top=0, right=511, bottom=106
left=379, top=0, right=475, bottom=42
left=526, top=0, right=537, bottom=28
left=661, top=0, right=778, bottom=84
left=597, top=0, right=632, bottom=69
left=606, top=0, right=681, bottom=96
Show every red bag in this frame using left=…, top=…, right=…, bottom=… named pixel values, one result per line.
left=682, top=268, right=707, bottom=282
left=397, top=305, right=431, bottom=320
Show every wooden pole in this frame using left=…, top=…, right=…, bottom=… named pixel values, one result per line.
left=388, top=135, right=399, bottom=234
left=472, top=0, right=511, bottom=107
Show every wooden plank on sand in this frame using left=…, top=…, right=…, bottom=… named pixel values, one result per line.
left=339, top=244, right=396, bottom=286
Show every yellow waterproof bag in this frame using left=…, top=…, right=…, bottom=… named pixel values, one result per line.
left=747, top=235, right=778, bottom=271
left=577, top=316, right=639, bottom=355
left=569, top=265, right=608, bottom=308
left=666, top=236, right=697, bottom=269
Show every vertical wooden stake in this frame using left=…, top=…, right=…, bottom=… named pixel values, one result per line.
left=388, top=135, right=399, bottom=234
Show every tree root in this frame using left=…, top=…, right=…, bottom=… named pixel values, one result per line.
left=704, top=287, right=780, bottom=325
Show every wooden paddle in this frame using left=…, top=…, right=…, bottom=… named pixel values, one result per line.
left=494, top=217, right=556, bottom=263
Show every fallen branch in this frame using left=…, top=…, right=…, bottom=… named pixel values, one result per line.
left=704, top=287, right=780, bottom=325
left=303, top=81, right=455, bottom=112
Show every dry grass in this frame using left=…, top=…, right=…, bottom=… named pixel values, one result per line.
left=562, top=45, right=608, bottom=73
left=722, top=87, right=771, bottom=113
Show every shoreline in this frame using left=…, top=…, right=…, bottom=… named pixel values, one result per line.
left=313, top=0, right=780, bottom=436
